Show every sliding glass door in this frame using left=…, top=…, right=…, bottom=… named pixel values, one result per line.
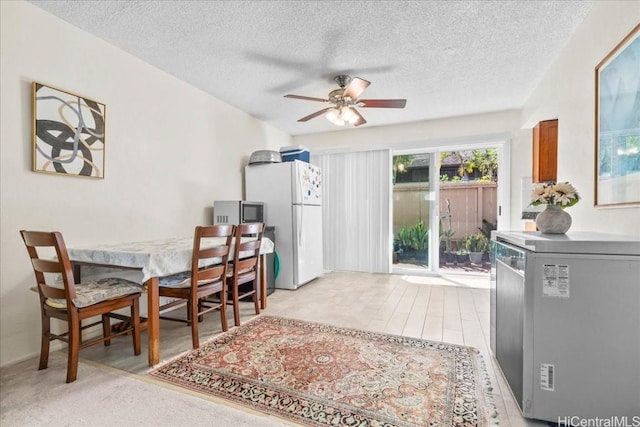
left=391, top=150, right=439, bottom=274
left=391, top=142, right=508, bottom=276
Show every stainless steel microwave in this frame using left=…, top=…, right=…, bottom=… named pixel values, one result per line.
left=213, top=200, right=264, bottom=225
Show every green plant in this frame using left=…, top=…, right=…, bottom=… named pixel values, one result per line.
left=411, top=219, right=429, bottom=251
left=441, top=229, right=455, bottom=252
left=465, top=149, right=498, bottom=182
left=478, top=219, right=497, bottom=240
left=397, top=225, right=413, bottom=251
left=441, top=149, right=499, bottom=182
left=456, top=248, right=468, bottom=256
left=465, top=233, right=488, bottom=253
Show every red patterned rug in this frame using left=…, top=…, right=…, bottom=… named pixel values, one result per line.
left=149, top=315, right=497, bottom=426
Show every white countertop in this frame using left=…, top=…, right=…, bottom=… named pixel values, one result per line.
left=492, top=231, right=640, bottom=255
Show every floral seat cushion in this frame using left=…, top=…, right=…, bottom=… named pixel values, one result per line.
left=46, top=277, right=143, bottom=309
left=158, top=271, right=191, bottom=288
left=158, top=271, right=222, bottom=289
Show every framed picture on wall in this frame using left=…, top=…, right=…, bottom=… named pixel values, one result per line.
left=594, top=23, right=640, bottom=207
left=32, top=82, right=106, bottom=179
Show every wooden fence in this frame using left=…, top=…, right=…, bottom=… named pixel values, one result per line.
left=393, top=181, right=497, bottom=248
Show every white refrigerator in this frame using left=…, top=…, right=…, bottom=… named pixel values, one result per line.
left=245, top=160, right=323, bottom=290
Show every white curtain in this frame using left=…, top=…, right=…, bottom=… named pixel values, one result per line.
left=312, top=149, right=391, bottom=273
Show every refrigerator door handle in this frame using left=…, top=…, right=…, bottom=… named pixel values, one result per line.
left=295, top=162, right=304, bottom=245
left=298, top=201, right=304, bottom=245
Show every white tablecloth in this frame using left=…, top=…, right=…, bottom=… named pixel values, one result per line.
left=68, top=236, right=274, bottom=283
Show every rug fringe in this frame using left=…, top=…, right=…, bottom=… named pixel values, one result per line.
left=475, top=351, right=500, bottom=425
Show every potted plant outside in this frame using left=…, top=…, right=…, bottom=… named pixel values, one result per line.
left=478, top=219, right=497, bottom=262
left=397, top=225, right=413, bottom=261
left=440, top=199, right=456, bottom=264
left=411, top=219, right=429, bottom=262
left=456, top=248, right=468, bottom=264
left=441, top=228, right=456, bottom=264
left=465, top=233, right=488, bottom=264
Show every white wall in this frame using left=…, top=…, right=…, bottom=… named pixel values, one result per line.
left=296, top=1, right=640, bottom=237
left=295, top=110, right=520, bottom=152
left=0, top=1, right=290, bottom=366
left=519, top=1, right=640, bottom=235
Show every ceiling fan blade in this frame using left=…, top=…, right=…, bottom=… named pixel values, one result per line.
left=358, top=99, right=407, bottom=108
left=297, top=107, right=334, bottom=122
left=342, top=77, right=371, bottom=100
left=284, top=94, right=328, bottom=103
left=351, top=108, right=367, bottom=127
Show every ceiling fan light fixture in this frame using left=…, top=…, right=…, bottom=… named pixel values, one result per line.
left=340, top=107, right=358, bottom=124
left=286, top=75, right=406, bottom=127
left=326, top=108, right=345, bottom=126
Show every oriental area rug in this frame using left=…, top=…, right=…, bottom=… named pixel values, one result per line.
left=149, top=315, right=497, bottom=427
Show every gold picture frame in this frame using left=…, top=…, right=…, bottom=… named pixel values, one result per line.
left=594, top=24, right=640, bottom=207
left=32, top=82, right=106, bottom=178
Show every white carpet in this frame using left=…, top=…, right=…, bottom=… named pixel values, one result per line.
left=1, top=352, right=288, bottom=427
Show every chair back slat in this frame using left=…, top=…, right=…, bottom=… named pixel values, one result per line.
left=237, top=239, right=261, bottom=252
left=198, top=245, right=230, bottom=260
left=200, top=224, right=234, bottom=238
left=31, top=258, right=65, bottom=274
left=235, top=257, right=258, bottom=271
left=20, top=230, right=57, bottom=247
left=239, top=222, right=263, bottom=236
left=38, top=284, right=66, bottom=300
left=196, top=264, right=226, bottom=283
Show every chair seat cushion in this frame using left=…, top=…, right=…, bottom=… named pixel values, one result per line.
left=226, top=267, right=254, bottom=277
left=45, top=299, right=67, bottom=309
left=47, top=277, right=143, bottom=308
left=158, top=271, right=191, bottom=288
left=159, top=272, right=221, bottom=289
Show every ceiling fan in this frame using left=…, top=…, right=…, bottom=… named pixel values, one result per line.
left=284, top=75, right=407, bottom=127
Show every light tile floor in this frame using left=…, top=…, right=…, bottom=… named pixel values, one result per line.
left=262, top=271, right=544, bottom=427
left=78, top=271, right=547, bottom=426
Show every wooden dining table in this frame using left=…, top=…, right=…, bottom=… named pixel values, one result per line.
left=67, top=235, right=274, bottom=366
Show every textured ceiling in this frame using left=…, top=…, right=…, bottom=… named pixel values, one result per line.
left=28, top=0, right=593, bottom=136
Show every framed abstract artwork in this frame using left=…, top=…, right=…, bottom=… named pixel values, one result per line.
left=32, top=82, right=106, bottom=178
left=594, top=24, right=640, bottom=207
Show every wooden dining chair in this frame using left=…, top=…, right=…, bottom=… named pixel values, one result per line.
left=158, top=224, right=234, bottom=348
left=227, top=222, right=264, bottom=327
left=19, top=230, right=143, bottom=383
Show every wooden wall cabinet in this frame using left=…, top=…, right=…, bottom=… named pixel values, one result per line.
left=532, top=119, right=558, bottom=183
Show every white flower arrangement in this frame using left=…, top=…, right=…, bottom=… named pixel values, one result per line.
left=530, top=181, right=580, bottom=208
